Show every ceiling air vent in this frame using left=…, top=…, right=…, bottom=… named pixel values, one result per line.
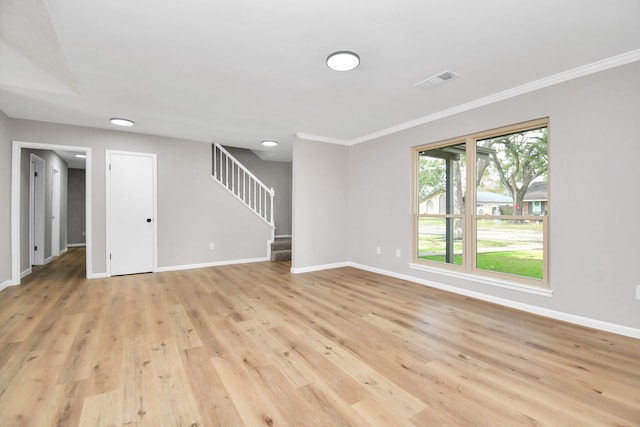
left=414, top=70, right=459, bottom=89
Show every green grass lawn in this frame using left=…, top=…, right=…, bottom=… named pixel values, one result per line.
left=418, top=235, right=511, bottom=252
left=417, top=217, right=544, bottom=279
left=418, top=217, right=544, bottom=232
left=420, top=250, right=543, bottom=279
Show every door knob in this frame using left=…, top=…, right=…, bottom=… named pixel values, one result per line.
left=146, top=218, right=152, bottom=223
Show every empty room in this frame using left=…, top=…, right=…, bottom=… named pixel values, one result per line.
left=1, top=1, right=639, bottom=425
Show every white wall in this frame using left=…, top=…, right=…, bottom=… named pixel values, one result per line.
left=5, top=119, right=273, bottom=277
left=291, top=138, right=348, bottom=271
left=294, top=61, right=640, bottom=331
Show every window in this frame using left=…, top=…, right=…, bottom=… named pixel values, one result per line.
left=414, top=118, right=549, bottom=287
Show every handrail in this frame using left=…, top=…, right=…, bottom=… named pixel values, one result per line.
left=212, top=143, right=275, bottom=227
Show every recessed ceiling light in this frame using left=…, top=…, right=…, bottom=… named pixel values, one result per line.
left=327, top=51, right=360, bottom=71
left=75, top=154, right=87, bottom=158
left=261, top=140, right=278, bottom=147
left=110, top=118, right=135, bottom=127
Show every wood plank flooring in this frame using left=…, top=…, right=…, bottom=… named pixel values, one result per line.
left=0, top=247, right=639, bottom=426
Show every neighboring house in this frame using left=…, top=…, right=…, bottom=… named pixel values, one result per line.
left=418, top=189, right=445, bottom=214
left=420, top=190, right=512, bottom=215
left=523, top=181, right=548, bottom=216
left=476, top=191, right=513, bottom=215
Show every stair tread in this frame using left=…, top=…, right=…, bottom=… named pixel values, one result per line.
left=271, top=238, right=291, bottom=251
left=271, top=249, right=291, bottom=262
left=271, top=238, right=291, bottom=261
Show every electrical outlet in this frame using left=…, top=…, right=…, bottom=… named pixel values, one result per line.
left=396, top=248, right=401, bottom=257
left=636, top=285, right=640, bottom=300
left=376, top=246, right=381, bottom=255
left=209, top=242, right=215, bottom=250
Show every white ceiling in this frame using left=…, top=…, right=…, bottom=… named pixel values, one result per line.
left=1, top=0, right=639, bottom=161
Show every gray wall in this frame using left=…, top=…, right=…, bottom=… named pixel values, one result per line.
left=0, top=111, right=11, bottom=286
left=67, top=168, right=86, bottom=245
left=19, top=149, right=68, bottom=272
left=4, top=120, right=272, bottom=276
left=347, top=61, right=640, bottom=329
left=291, top=138, right=348, bottom=269
left=223, top=147, right=292, bottom=236
left=293, top=61, right=640, bottom=330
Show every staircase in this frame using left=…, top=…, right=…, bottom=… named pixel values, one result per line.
left=213, top=143, right=289, bottom=262
left=270, top=238, right=291, bottom=262
left=212, top=143, right=275, bottom=227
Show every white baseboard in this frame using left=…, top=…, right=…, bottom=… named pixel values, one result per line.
left=290, top=262, right=350, bottom=274
left=59, top=247, right=68, bottom=256
left=156, top=256, right=270, bottom=273
left=20, top=267, right=32, bottom=278
left=44, top=256, right=53, bottom=264
left=0, top=279, right=15, bottom=292
left=88, top=257, right=270, bottom=279
left=275, top=234, right=292, bottom=238
left=349, top=262, right=640, bottom=340
left=68, top=243, right=86, bottom=247
left=291, top=260, right=640, bottom=339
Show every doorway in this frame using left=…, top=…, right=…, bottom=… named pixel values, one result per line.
left=10, top=141, right=92, bottom=285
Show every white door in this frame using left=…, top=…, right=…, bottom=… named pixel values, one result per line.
left=107, top=151, right=156, bottom=276
left=51, top=167, right=61, bottom=256
left=30, top=154, right=45, bottom=265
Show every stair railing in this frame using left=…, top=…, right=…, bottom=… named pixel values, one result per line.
left=212, top=143, right=275, bottom=228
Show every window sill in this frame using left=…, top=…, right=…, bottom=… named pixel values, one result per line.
left=408, top=262, right=553, bottom=297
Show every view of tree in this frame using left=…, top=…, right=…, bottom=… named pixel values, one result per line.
left=476, top=139, right=494, bottom=189
left=418, top=146, right=465, bottom=240
left=419, top=127, right=547, bottom=217
left=481, top=127, right=548, bottom=215
left=417, top=156, right=445, bottom=200
left=416, top=122, right=548, bottom=278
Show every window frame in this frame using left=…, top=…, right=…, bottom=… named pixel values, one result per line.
left=413, top=118, right=550, bottom=288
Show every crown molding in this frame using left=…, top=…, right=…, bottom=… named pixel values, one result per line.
left=348, top=49, right=640, bottom=146
left=295, top=132, right=349, bottom=145
left=293, top=50, right=640, bottom=148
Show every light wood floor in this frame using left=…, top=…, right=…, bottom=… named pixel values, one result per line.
left=0, top=248, right=639, bottom=426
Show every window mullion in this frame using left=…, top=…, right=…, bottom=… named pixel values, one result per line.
left=464, top=137, right=476, bottom=273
